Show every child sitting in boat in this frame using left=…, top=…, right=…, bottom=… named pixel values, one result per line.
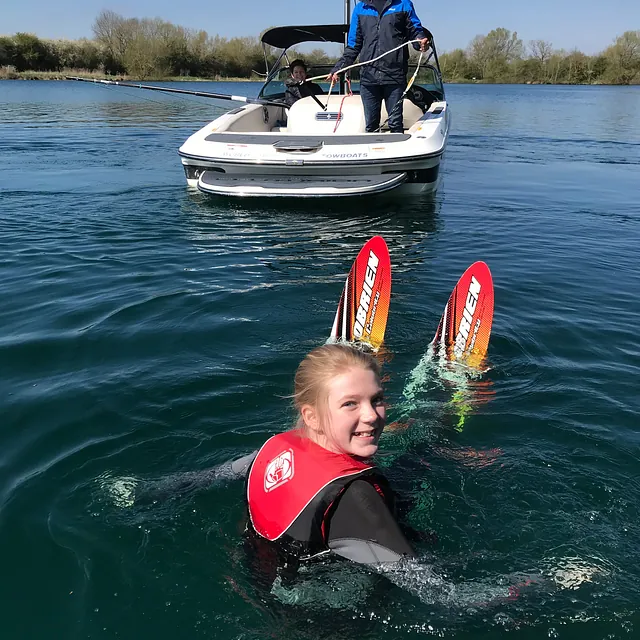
left=283, top=59, right=325, bottom=106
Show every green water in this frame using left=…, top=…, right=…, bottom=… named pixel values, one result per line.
left=0, top=81, right=639, bottom=638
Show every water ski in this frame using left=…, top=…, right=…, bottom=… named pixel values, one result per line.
left=329, top=236, right=392, bottom=352
left=431, top=261, right=494, bottom=369
left=399, top=261, right=495, bottom=432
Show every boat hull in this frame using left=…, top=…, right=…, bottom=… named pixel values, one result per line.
left=178, top=99, right=449, bottom=198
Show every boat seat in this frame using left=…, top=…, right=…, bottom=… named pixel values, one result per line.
left=286, top=94, right=425, bottom=135
left=287, top=95, right=366, bottom=135
left=387, top=99, right=424, bottom=130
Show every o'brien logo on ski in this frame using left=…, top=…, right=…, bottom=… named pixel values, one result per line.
left=353, top=250, right=380, bottom=340
left=264, top=449, right=294, bottom=492
left=453, top=275, right=482, bottom=359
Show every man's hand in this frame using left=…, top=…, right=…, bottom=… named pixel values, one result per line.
left=418, top=37, right=429, bottom=52
left=326, top=73, right=340, bottom=83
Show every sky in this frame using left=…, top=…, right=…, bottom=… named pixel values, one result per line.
left=2, top=0, right=639, bottom=55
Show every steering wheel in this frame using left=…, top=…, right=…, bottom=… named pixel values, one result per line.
left=406, top=85, right=435, bottom=113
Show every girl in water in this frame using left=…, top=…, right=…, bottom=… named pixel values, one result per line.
left=117, top=343, right=543, bottom=607
left=241, top=343, right=416, bottom=572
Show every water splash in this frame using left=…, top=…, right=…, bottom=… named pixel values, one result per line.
left=96, top=472, right=138, bottom=509
left=541, top=554, right=613, bottom=590
left=378, top=558, right=543, bottom=609
left=402, top=343, right=489, bottom=417
left=379, top=344, right=495, bottom=468
left=270, top=565, right=376, bottom=610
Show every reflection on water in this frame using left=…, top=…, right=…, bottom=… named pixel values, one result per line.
left=180, top=190, right=443, bottom=287
left=542, top=554, right=613, bottom=591
left=0, top=79, right=253, bottom=128
left=94, top=99, right=226, bottom=128
left=183, top=187, right=442, bottom=231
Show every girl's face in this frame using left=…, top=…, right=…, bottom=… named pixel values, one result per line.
left=304, top=367, right=385, bottom=459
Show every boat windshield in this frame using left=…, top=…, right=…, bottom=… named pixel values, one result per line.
left=413, top=64, right=445, bottom=101
left=258, top=60, right=445, bottom=103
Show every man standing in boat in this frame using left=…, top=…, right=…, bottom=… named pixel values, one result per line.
left=329, top=0, right=429, bottom=133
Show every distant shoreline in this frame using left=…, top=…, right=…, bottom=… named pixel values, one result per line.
left=0, top=70, right=261, bottom=82
left=0, top=70, right=636, bottom=86
left=3, top=18, right=638, bottom=86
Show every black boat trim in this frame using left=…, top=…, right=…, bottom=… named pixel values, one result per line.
left=178, top=148, right=444, bottom=167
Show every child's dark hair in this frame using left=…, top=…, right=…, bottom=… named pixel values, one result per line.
left=289, top=59, right=307, bottom=73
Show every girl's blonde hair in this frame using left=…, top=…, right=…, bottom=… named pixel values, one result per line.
left=292, top=343, right=381, bottom=433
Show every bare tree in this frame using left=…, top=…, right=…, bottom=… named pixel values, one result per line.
left=529, top=40, right=553, bottom=65
left=528, top=40, right=553, bottom=82
left=92, top=10, right=137, bottom=71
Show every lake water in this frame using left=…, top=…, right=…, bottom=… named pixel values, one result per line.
left=0, top=80, right=639, bottom=639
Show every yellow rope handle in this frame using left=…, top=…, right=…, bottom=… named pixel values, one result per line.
left=405, top=50, right=424, bottom=92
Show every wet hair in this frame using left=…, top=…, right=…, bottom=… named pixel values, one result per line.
left=289, top=59, right=307, bottom=73
left=292, top=343, right=381, bottom=434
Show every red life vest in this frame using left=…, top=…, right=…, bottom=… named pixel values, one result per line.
left=247, top=430, right=375, bottom=543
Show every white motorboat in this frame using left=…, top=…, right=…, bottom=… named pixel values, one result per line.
left=178, top=23, right=450, bottom=198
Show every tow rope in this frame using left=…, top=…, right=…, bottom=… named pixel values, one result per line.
left=303, top=39, right=429, bottom=129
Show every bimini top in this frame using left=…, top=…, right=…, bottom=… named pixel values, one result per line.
left=260, top=24, right=348, bottom=49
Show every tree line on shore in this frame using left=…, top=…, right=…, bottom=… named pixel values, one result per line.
left=1, top=10, right=638, bottom=84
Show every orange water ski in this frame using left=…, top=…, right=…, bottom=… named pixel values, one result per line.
left=330, top=236, right=392, bottom=352
left=432, top=261, right=494, bottom=367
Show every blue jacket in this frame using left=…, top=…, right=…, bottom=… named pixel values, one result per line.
left=331, top=0, right=427, bottom=86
